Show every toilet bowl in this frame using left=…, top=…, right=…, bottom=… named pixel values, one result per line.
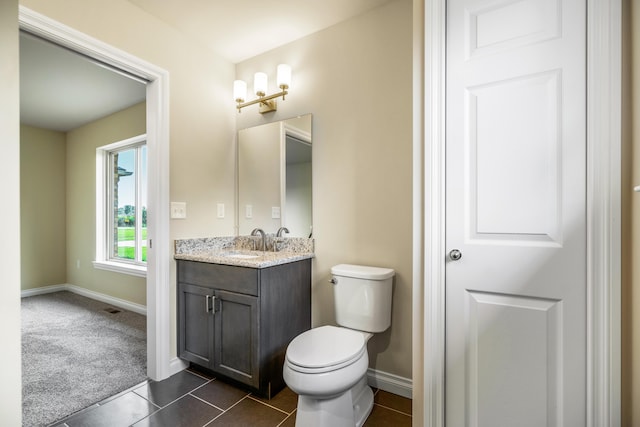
left=283, top=264, right=395, bottom=427
left=283, top=326, right=374, bottom=426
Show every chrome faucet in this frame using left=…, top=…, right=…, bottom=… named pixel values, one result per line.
left=273, top=227, right=290, bottom=252
left=251, top=228, right=266, bottom=252
left=276, top=227, right=290, bottom=237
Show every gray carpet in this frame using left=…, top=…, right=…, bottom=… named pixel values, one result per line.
left=21, top=291, right=147, bottom=427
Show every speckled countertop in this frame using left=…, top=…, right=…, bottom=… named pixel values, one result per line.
left=174, top=236, right=314, bottom=269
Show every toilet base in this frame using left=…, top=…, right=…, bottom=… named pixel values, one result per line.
left=295, top=376, right=373, bottom=427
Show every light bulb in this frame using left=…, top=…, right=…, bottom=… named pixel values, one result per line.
left=277, top=64, right=291, bottom=89
left=233, top=80, right=247, bottom=103
left=254, top=72, right=267, bottom=96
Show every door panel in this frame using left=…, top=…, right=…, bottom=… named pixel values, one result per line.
left=214, top=290, right=259, bottom=388
left=466, top=291, right=562, bottom=426
left=178, top=283, right=214, bottom=368
left=446, top=0, right=586, bottom=425
left=469, top=71, right=561, bottom=242
left=466, top=0, right=561, bottom=59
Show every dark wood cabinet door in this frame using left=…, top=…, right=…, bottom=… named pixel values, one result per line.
left=178, top=283, right=214, bottom=368
left=213, top=289, right=259, bottom=388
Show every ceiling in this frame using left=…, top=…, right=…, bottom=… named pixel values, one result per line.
left=20, top=0, right=393, bottom=132
left=128, top=0, right=393, bottom=64
left=20, top=32, right=147, bottom=132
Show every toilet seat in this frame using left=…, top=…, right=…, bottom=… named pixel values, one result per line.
left=286, top=326, right=366, bottom=374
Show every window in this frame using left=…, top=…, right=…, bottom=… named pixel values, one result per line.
left=95, top=135, right=147, bottom=277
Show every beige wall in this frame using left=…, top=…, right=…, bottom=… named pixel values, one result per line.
left=20, top=125, right=67, bottom=289
left=21, top=0, right=238, bottom=242
left=20, top=104, right=147, bottom=305
left=0, top=0, right=23, bottom=423
left=21, top=0, right=412, bottom=382
left=22, top=0, right=238, bottom=360
left=65, top=102, right=147, bottom=305
left=624, top=0, right=638, bottom=423
left=236, top=0, right=413, bottom=379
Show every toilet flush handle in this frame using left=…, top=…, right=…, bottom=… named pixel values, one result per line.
left=329, top=277, right=338, bottom=285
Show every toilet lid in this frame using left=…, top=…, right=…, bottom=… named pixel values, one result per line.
left=286, top=325, right=366, bottom=371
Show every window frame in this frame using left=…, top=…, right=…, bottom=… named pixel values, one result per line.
left=94, top=134, right=147, bottom=277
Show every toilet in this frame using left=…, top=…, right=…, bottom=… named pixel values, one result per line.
left=283, top=264, right=394, bottom=427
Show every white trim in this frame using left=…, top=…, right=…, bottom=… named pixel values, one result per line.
left=92, top=260, right=147, bottom=278
left=367, top=369, right=412, bottom=400
left=95, top=134, right=148, bottom=273
left=418, top=0, right=622, bottom=426
left=146, top=68, right=172, bottom=382
left=586, top=0, right=622, bottom=426
left=169, top=357, right=189, bottom=377
left=412, top=0, right=426, bottom=424
left=21, top=283, right=147, bottom=316
left=19, top=6, right=173, bottom=382
left=21, top=284, right=68, bottom=298
left=283, top=122, right=312, bottom=143
left=419, top=0, right=447, bottom=426
left=98, top=133, right=147, bottom=152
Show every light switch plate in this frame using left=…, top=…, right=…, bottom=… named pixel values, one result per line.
left=271, top=206, right=281, bottom=219
left=217, top=203, right=225, bottom=218
left=245, top=205, right=253, bottom=219
left=171, top=202, right=187, bottom=219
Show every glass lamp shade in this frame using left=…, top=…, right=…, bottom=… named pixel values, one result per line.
left=233, top=80, right=247, bottom=103
left=277, top=64, right=291, bottom=89
left=254, top=72, right=268, bottom=96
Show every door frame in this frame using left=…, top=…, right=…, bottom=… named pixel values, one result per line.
left=414, top=0, right=622, bottom=425
left=19, top=6, right=175, bottom=381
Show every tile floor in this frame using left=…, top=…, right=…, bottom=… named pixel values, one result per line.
left=51, top=368, right=412, bottom=427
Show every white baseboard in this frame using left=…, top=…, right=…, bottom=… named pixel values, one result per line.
left=21, top=284, right=67, bottom=298
left=21, top=283, right=147, bottom=316
left=169, top=357, right=189, bottom=377
left=367, top=368, right=412, bottom=399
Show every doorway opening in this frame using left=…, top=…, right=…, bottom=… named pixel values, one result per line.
left=19, top=6, right=173, bottom=384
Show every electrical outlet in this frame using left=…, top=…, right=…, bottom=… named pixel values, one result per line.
left=171, top=202, right=187, bottom=219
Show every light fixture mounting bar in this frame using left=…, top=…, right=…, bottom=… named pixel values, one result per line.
left=236, top=89, right=288, bottom=113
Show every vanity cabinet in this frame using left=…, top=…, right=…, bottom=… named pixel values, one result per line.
left=177, top=258, right=311, bottom=397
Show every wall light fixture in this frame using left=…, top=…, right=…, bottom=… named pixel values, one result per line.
left=234, top=64, right=291, bottom=113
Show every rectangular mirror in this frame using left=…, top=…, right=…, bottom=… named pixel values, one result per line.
left=237, top=114, right=312, bottom=238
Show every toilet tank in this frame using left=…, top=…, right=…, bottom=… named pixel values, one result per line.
left=331, top=264, right=395, bottom=333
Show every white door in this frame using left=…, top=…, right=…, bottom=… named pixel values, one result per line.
left=445, top=0, right=586, bottom=425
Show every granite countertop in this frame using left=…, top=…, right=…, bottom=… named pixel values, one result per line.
left=174, top=236, right=314, bottom=269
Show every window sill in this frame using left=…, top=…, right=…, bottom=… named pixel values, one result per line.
left=93, top=260, right=147, bottom=278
